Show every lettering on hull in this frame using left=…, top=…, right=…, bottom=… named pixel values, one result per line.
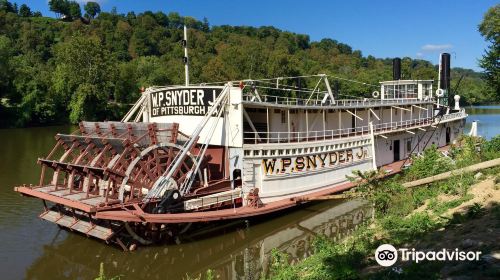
left=262, top=147, right=369, bottom=175
left=150, top=87, right=223, bottom=116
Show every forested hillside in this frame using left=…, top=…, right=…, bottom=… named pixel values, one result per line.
left=0, top=1, right=496, bottom=127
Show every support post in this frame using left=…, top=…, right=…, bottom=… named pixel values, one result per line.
left=323, top=75, right=335, bottom=103
left=306, top=109, right=309, bottom=140
left=287, top=109, right=290, bottom=143
left=323, top=109, right=326, bottom=140
left=339, top=110, right=342, bottom=135
left=183, top=25, right=189, bottom=86
left=369, top=122, right=377, bottom=171
left=266, top=107, right=270, bottom=142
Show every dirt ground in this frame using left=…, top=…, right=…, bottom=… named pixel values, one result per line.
left=412, top=176, right=500, bottom=279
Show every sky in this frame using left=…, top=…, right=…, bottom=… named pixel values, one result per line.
left=18, top=0, right=497, bottom=71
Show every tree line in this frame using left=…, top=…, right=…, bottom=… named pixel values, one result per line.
left=0, top=0, right=497, bottom=127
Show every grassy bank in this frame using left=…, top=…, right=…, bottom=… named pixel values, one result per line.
left=266, top=135, right=500, bottom=279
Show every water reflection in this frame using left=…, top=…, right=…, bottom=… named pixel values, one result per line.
left=464, top=105, right=500, bottom=140
left=24, top=200, right=371, bottom=280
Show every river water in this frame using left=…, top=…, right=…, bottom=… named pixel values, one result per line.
left=464, top=105, right=500, bottom=140
left=0, top=105, right=497, bottom=279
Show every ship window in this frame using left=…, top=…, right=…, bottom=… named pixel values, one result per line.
left=407, top=84, right=417, bottom=98
left=385, top=85, right=395, bottom=99
left=270, top=150, right=276, bottom=155
left=407, top=139, right=412, bottom=153
left=278, top=149, right=283, bottom=155
left=244, top=150, right=250, bottom=156
left=281, top=110, right=286, bottom=124
left=292, top=149, right=297, bottom=154
left=262, top=150, right=268, bottom=156
left=253, top=150, right=260, bottom=156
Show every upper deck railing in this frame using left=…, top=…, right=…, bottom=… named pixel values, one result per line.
left=242, top=94, right=432, bottom=108
left=243, top=110, right=467, bottom=145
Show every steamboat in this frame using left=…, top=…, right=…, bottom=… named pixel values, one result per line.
left=15, top=33, right=466, bottom=249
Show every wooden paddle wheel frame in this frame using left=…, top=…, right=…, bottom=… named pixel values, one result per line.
left=14, top=121, right=215, bottom=248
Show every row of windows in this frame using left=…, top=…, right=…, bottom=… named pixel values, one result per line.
left=243, top=139, right=371, bottom=157
left=384, top=84, right=419, bottom=99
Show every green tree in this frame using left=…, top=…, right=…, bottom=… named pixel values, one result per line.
left=0, top=0, right=15, bottom=13
left=84, top=1, right=100, bottom=19
left=48, top=0, right=80, bottom=20
left=48, top=0, right=69, bottom=18
left=12, top=54, right=57, bottom=125
left=0, top=35, right=13, bottom=101
left=18, top=4, right=32, bottom=17
left=168, top=12, right=183, bottom=28
left=0, top=1, right=497, bottom=128
left=478, top=4, right=499, bottom=97
left=52, top=36, right=116, bottom=123
left=68, top=1, right=81, bottom=20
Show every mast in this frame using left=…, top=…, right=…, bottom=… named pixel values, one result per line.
left=183, top=25, right=190, bottom=86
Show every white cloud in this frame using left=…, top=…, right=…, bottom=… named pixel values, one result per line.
left=420, top=44, right=453, bottom=52
left=416, top=52, right=424, bottom=57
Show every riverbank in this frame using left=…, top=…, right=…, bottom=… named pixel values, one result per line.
left=266, top=135, right=500, bottom=279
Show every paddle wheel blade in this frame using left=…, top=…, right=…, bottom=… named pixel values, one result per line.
left=14, top=121, right=204, bottom=242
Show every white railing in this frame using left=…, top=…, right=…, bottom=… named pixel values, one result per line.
left=244, top=118, right=430, bottom=144
left=243, top=110, right=467, bottom=145
left=242, top=94, right=431, bottom=107
left=437, top=110, right=467, bottom=122
left=244, top=127, right=370, bottom=144
left=373, top=118, right=433, bottom=134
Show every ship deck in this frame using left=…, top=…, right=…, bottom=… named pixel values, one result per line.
left=15, top=148, right=448, bottom=225
left=93, top=158, right=409, bottom=223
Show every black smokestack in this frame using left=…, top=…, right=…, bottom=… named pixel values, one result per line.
left=393, top=58, right=401, bottom=80
left=439, top=53, right=451, bottom=91
left=439, top=53, right=451, bottom=105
